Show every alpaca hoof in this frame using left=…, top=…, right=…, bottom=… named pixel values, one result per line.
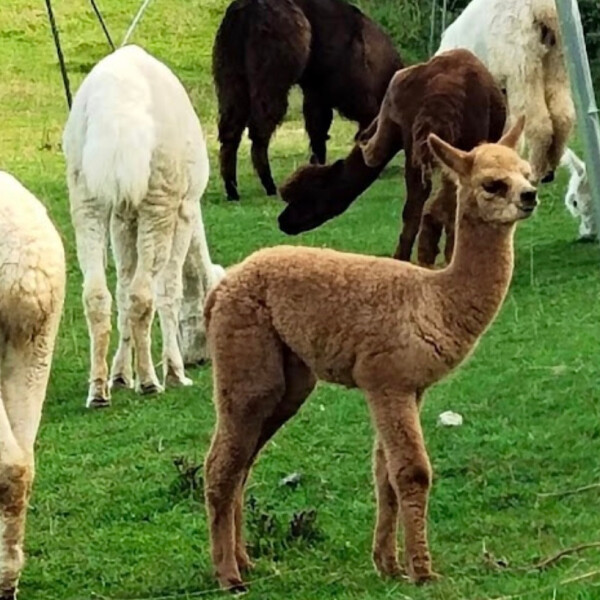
left=110, top=374, right=133, bottom=390
left=86, top=379, right=110, bottom=408
left=373, top=551, right=405, bottom=578
left=86, top=396, right=111, bottom=409
left=225, top=181, right=240, bottom=201
left=408, top=565, right=441, bottom=585
left=265, top=186, right=277, bottom=197
left=218, top=576, right=247, bottom=594
left=165, top=372, right=193, bottom=388
left=541, top=170, right=555, bottom=184
left=137, top=381, right=164, bottom=396
left=576, top=234, right=596, bottom=243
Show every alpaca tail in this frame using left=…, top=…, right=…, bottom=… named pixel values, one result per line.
left=63, top=69, right=154, bottom=207
left=278, top=120, right=401, bottom=235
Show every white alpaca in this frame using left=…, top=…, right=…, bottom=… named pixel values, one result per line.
left=437, top=0, right=575, bottom=182
left=63, top=45, right=224, bottom=408
left=0, top=172, right=65, bottom=600
left=560, top=147, right=596, bottom=240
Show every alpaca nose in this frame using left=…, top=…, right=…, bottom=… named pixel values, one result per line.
left=520, top=189, right=538, bottom=208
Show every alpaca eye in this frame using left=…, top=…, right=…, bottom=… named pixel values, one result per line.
left=482, top=180, right=508, bottom=195
left=573, top=200, right=578, bottom=208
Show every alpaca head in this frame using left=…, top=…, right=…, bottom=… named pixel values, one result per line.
left=428, top=116, right=537, bottom=225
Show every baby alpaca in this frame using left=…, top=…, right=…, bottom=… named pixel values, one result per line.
left=204, top=118, right=536, bottom=590
left=560, top=148, right=596, bottom=241
left=0, top=172, right=65, bottom=600
left=63, top=45, right=223, bottom=408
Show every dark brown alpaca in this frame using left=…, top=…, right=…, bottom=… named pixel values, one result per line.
left=213, top=0, right=402, bottom=200
left=203, top=118, right=536, bottom=591
left=278, top=49, right=507, bottom=264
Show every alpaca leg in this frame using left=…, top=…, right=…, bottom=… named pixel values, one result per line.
left=302, top=89, right=333, bottom=165
left=372, top=437, right=403, bottom=578
left=395, top=165, right=432, bottom=261
left=0, top=326, right=58, bottom=597
left=71, top=200, right=112, bottom=408
left=417, top=210, right=443, bottom=268
left=546, top=87, right=575, bottom=175
left=418, top=175, right=456, bottom=267
left=205, top=302, right=288, bottom=589
left=506, top=75, right=553, bottom=182
left=248, top=90, right=289, bottom=196
left=156, top=207, right=195, bottom=388
left=218, top=105, right=249, bottom=201
left=368, top=390, right=436, bottom=583
left=179, top=204, right=219, bottom=366
left=109, top=210, right=137, bottom=390
left=233, top=350, right=316, bottom=571
left=129, top=201, right=177, bottom=395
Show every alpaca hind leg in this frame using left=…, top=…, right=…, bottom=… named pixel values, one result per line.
left=156, top=206, right=195, bottom=387
left=302, top=89, right=333, bottom=165
left=395, top=164, right=432, bottom=261
left=129, top=201, right=176, bottom=395
left=248, top=89, right=289, bottom=196
left=205, top=308, right=286, bottom=590
left=368, top=390, right=437, bottom=583
left=218, top=102, right=249, bottom=201
left=71, top=200, right=112, bottom=407
left=372, top=437, right=403, bottom=578
left=109, top=209, right=137, bottom=390
left=233, top=350, right=316, bottom=572
left=179, top=204, right=220, bottom=366
left=0, top=326, right=58, bottom=596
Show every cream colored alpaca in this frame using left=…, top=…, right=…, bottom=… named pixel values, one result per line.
left=204, top=118, right=536, bottom=591
left=63, top=45, right=223, bottom=408
left=0, top=172, right=65, bottom=600
left=438, top=0, right=575, bottom=182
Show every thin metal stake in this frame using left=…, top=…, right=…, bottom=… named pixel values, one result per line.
left=44, top=0, right=72, bottom=109
left=89, top=0, right=115, bottom=51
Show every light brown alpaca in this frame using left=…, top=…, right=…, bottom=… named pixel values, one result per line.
left=204, top=117, right=536, bottom=591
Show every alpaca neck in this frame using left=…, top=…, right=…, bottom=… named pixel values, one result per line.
left=436, top=191, right=516, bottom=341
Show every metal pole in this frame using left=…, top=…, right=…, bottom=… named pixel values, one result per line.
left=555, top=0, right=600, bottom=236
left=44, top=0, right=72, bottom=109
left=89, top=0, right=115, bottom=51
left=428, top=0, right=437, bottom=57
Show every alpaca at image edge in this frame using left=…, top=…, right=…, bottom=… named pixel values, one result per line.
left=203, top=118, right=537, bottom=591
left=437, top=0, right=575, bottom=183
left=63, top=44, right=224, bottom=409
left=0, top=171, right=65, bottom=600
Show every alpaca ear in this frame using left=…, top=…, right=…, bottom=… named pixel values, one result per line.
left=499, top=116, right=526, bottom=149
left=428, top=134, right=472, bottom=178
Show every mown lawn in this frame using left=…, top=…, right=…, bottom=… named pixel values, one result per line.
left=2, top=1, right=600, bottom=599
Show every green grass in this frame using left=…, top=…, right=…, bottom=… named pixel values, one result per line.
left=3, top=1, right=600, bottom=599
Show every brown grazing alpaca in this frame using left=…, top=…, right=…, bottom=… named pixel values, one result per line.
left=278, top=49, right=507, bottom=265
left=213, top=0, right=402, bottom=200
left=204, top=117, right=536, bottom=591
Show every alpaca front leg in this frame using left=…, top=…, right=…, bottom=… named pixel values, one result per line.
left=0, top=461, right=32, bottom=600
left=369, top=390, right=438, bottom=583
left=372, top=437, right=403, bottom=578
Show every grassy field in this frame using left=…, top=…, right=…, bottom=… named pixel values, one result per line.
left=3, top=1, right=600, bottom=599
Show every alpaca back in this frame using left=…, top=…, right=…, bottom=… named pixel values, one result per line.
left=0, top=172, right=65, bottom=343
left=213, top=0, right=311, bottom=104
left=63, top=45, right=208, bottom=208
